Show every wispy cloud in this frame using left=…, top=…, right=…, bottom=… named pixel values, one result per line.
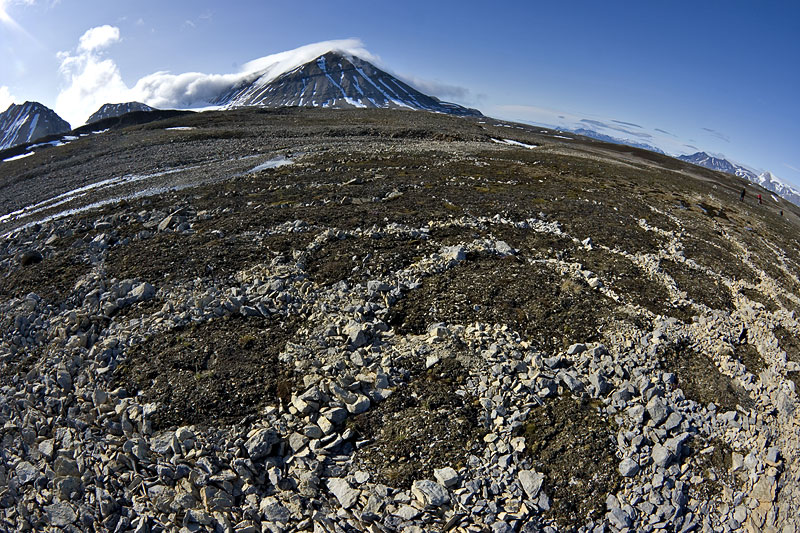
left=611, top=119, right=642, bottom=128
left=580, top=118, right=653, bottom=139
left=702, top=127, right=730, bottom=143
left=655, top=128, right=675, bottom=137
left=784, top=163, right=800, bottom=174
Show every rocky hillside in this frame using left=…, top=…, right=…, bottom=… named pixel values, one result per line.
left=0, top=108, right=799, bottom=532
left=0, top=101, right=72, bottom=150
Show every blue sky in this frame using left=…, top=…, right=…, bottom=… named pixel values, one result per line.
left=1, top=1, right=798, bottom=185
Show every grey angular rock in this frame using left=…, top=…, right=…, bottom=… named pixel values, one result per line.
left=442, top=245, right=466, bottom=262
left=54, top=457, right=80, bottom=477
left=566, top=343, right=587, bottom=355
left=130, top=282, right=155, bottom=301
left=411, top=480, right=449, bottom=507
left=327, top=478, right=360, bottom=509
left=619, top=457, right=640, bottom=477
left=652, top=443, right=674, bottom=469
left=45, top=502, right=76, bottom=527
left=434, top=467, right=460, bottom=489
left=518, top=470, right=544, bottom=499
left=394, top=504, right=421, bottom=520
left=663, top=411, right=682, bottom=432
left=608, top=507, right=632, bottom=529
left=245, top=428, right=280, bottom=461
left=261, top=500, right=291, bottom=523
left=15, top=461, right=37, bottom=484
left=646, top=396, right=670, bottom=426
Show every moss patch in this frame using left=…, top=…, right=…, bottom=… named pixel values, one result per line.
left=659, top=340, right=753, bottom=411
left=389, top=256, right=613, bottom=353
left=113, top=315, right=299, bottom=428
left=660, top=259, right=733, bottom=312
left=349, top=358, right=484, bottom=489
left=520, top=394, right=621, bottom=528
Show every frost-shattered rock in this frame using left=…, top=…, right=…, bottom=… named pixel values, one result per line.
left=434, top=467, right=460, bottom=488
left=646, top=396, right=670, bottom=426
left=327, top=478, right=360, bottom=509
left=15, top=461, right=37, bottom=484
left=652, top=443, right=674, bottom=469
left=441, top=245, right=466, bottom=262
left=245, top=428, right=279, bottom=461
left=619, top=457, right=640, bottom=477
left=130, top=282, right=155, bottom=301
left=45, top=502, right=76, bottom=527
left=412, top=480, right=450, bottom=507
left=518, top=470, right=544, bottom=499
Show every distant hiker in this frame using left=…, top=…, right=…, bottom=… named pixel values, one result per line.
left=781, top=210, right=784, bottom=216
left=758, top=194, right=762, bottom=204
left=740, top=188, right=746, bottom=201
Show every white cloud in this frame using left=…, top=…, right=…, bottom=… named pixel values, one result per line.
left=240, top=39, right=379, bottom=85
left=55, top=34, right=381, bottom=125
left=78, top=25, right=120, bottom=52
left=55, top=25, right=128, bottom=126
left=0, top=86, right=16, bottom=111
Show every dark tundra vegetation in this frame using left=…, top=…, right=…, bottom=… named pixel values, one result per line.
left=0, top=107, right=798, bottom=532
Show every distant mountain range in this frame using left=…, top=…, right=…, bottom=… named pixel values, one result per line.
left=569, top=128, right=666, bottom=154
left=679, top=152, right=800, bottom=206
left=0, top=102, right=71, bottom=151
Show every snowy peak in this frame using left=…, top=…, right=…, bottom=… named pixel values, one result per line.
left=0, top=102, right=72, bottom=151
left=87, top=102, right=155, bottom=124
left=679, top=152, right=800, bottom=206
left=217, top=51, right=481, bottom=116
left=677, top=152, right=751, bottom=177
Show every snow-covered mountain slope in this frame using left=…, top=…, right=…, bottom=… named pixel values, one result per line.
left=0, top=102, right=72, bottom=150
left=87, top=102, right=155, bottom=124
left=678, top=152, right=756, bottom=180
left=679, top=152, right=800, bottom=206
left=214, top=52, right=481, bottom=116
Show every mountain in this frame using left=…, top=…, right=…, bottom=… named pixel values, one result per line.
left=677, top=152, right=756, bottom=180
left=570, top=128, right=666, bottom=154
left=87, top=102, right=155, bottom=124
left=0, top=102, right=72, bottom=150
left=214, top=51, right=482, bottom=116
left=756, top=171, right=800, bottom=206
left=679, top=152, right=800, bottom=206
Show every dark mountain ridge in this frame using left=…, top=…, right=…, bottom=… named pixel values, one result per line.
left=0, top=101, right=72, bottom=150
left=216, top=51, right=482, bottom=116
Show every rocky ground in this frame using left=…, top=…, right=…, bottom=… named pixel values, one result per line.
left=1, top=108, right=800, bottom=532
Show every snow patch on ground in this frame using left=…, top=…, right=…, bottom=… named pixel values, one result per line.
left=2, top=152, right=34, bottom=163
left=491, top=138, right=538, bottom=149
left=249, top=157, right=293, bottom=173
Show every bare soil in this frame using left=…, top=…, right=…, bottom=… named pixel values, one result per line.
left=388, top=255, right=614, bottom=352
left=349, top=358, right=485, bottom=488
left=659, top=340, right=753, bottom=411
left=113, top=315, right=300, bottom=429
left=520, top=395, right=621, bottom=529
